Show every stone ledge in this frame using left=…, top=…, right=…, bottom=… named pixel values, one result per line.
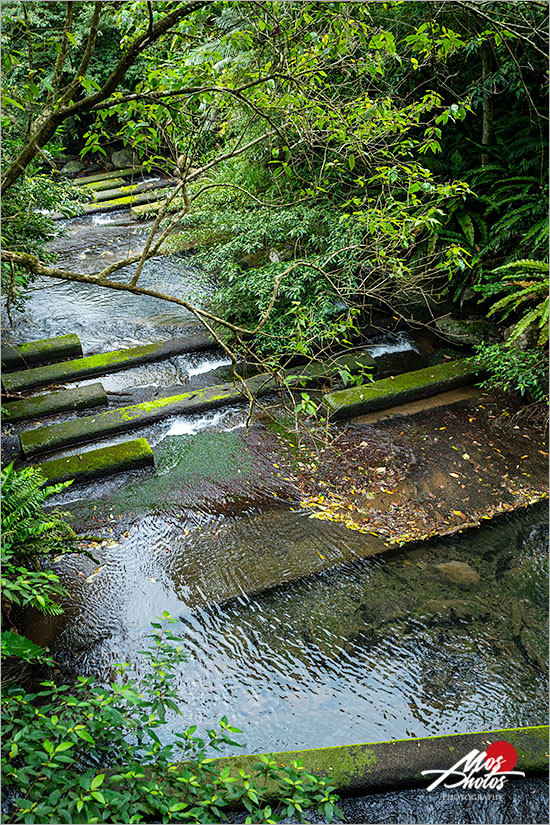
left=18, top=350, right=376, bottom=457
left=323, top=359, right=477, bottom=420
left=1, top=334, right=82, bottom=373
left=209, top=726, right=549, bottom=797
left=34, top=438, right=154, bottom=484
left=3, top=334, right=214, bottom=393
left=2, top=383, right=107, bottom=423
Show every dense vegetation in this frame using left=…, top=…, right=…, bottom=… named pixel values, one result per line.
left=1, top=3, right=548, bottom=822
left=1, top=1, right=548, bottom=396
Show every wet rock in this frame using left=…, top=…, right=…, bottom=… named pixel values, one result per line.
left=61, top=159, right=85, bottom=175
left=111, top=148, right=137, bottom=169
left=504, top=321, right=539, bottom=350
left=519, top=626, right=549, bottom=676
left=435, top=316, right=500, bottom=346
left=434, top=560, right=481, bottom=590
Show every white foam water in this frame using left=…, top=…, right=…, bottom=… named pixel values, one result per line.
left=187, top=357, right=232, bottom=378
left=165, top=408, right=233, bottom=437
left=365, top=333, right=418, bottom=358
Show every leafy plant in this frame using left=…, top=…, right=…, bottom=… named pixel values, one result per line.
left=2, top=614, right=342, bottom=824
left=471, top=342, right=548, bottom=402
left=483, top=259, right=549, bottom=346
left=1, top=463, right=78, bottom=622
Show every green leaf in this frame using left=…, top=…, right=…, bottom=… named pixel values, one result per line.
left=90, top=774, right=105, bottom=790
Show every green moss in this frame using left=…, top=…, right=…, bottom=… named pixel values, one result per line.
left=100, top=431, right=251, bottom=512
left=84, top=177, right=125, bottom=192
left=323, top=359, right=476, bottom=419
left=73, top=167, right=141, bottom=186
left=84, top=186, right=175, bottom=213
left=1, top=334, right=82, bottom=372
left=2, top=384, right=106, bottom=423
left=35, top=438, right=154, bottom=485
left=206, top=726, right=548, bottom=797
left=3, top=344, right=160, bottom=392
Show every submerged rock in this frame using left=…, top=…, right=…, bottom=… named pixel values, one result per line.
left=422, top=598, right=490, bottom=622
left=434, top=560, right=481, bottom=590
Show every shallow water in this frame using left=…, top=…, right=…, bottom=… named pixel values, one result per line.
left=2, top=213, right=212, bottom=352
left=26, top=469, right=548, bottom=754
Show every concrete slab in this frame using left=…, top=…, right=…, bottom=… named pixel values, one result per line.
left=2, top=383, right=107, bottom=423
left=82, top=185, right=176, bottom=214
left=351, top=386, right=481, bottom=425
left=210, top=725, right=548, bottom=797
left=92, top=179, right=174, bottom=203
left=81, top=177, right=125, bottom=192
left=19, top=351, right=376, bottom=457
left=34, top=438, right=154, bottom=485
left=323, top=359, right=477, bottom=420
left=72, top=168, right=143, bottom=185
left=1, top=334, right=82, bottom=372
left=2, top=333, right=214, bottom=393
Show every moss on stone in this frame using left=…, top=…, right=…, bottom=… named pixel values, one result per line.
left=34, top=438, right=154, bottom=485
left=3, top=335, right=214, bottom=393
left=1, top=334, right=82, bottom=373
left=83, top=177, right=125, bottom=192
left=206, top=725, right=549, bottom=797
left=323, top=359, right=477, bottom=419
left=2, top=383, right=107, bottom=423
left=84, top=186, right=176, bottom=214
left=73, top=168, right=142, bottom=186
left=18, top=349, right=385, bottom=457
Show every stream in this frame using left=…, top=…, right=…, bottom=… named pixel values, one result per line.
left=2, top=210, right=548, bottom=822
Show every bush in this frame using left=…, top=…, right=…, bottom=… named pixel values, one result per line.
left=2, top=614, right=342, bottom=824
left=471, top=342, right=548, bottom=403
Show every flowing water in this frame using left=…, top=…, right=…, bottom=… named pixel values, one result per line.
left=3, top=214, right=548, bottom=822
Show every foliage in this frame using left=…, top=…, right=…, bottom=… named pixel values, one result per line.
left=1, top=463, right=77, bottom=622
left=2, top=614, right=341, bottom=824
left=471, top=342, right=548, bottom=403
left=0, top=157, right=85, bottom=310
left=483, top=259, right=549, bottom=346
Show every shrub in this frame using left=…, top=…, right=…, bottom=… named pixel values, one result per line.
left=2, top=615, right=342, bottom=824
left=471, top=342, right=548, bottom=403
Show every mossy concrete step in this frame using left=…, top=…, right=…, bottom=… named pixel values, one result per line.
left=73, top=168, right=143, bottom=186
left=81, top=177, right=125, bottom=192
left=34, top=438, right=154, bottom=485
left=82, top=185, right=176, bottom=215
left=19, top=350, right=376, bottom=457
left=2, top=383, right=107, bottom=424
left=322, top=359, right=477, bottom=420
left=92, top=178, right=174, bottom=203
left=1, top=334, right=82, bottom=372
left=2, top=333, right=214, bottom=393
left=209, top=725, right=548, bottom=797
left=131, top=195, right=184, bottom=218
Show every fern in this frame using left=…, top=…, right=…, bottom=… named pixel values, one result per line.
left=485, top=260, right=549, bottom=345
left=1, top=463, right=78, bottom=623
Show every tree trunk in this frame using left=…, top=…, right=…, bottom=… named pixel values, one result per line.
left=480, top=39, right=495, bottom=166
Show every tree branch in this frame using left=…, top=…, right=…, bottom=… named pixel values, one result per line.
left=50, top=2, right=75, bottom=99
